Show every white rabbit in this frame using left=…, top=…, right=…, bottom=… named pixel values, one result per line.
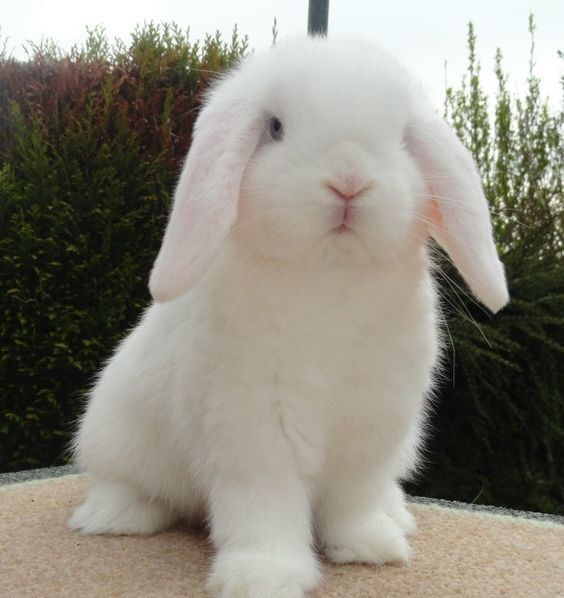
left=69, top=36, right=508, bottom=597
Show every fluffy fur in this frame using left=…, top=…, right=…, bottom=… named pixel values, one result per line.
left=69, top=37, right=508, bottom=598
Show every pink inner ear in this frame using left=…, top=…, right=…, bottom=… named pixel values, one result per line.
left=405, top=112, right=509, bottom=313
left=426, top=196, right=443, bottom=230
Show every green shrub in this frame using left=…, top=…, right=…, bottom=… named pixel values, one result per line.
left=0, top=24, right=248, bottom=470
left=406, top=18, right=563, bottom=514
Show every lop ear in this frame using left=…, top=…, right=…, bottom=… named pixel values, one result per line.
left=149, top=97, right=262, bottom=302
left=405, top=111, right=509, bottom=312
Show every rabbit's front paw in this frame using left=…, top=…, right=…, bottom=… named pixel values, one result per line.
left=321, top=510, right=411, bottom=565
left=68, top=480, right=176, bottom=535
left=206, top=549, right=320, bottom=598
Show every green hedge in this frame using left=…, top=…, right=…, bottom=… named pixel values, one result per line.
left=0, top=22, right=562, bottom=514
left=405, top=21, right=563, bottom=514
left=0, top=24, right=248, bottom=469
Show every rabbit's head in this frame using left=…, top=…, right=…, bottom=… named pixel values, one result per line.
left=149, top=37, right=508, bottom=312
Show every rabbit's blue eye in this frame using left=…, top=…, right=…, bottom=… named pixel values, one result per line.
left=269, top=117, right=284, bottom=141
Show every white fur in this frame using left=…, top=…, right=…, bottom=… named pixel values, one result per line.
left=70, top=36, right=507, bottom=598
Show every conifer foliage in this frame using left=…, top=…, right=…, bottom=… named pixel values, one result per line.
left=0, top=24, right=248, bottom=471
left=406, top=18, right=563, bottom=514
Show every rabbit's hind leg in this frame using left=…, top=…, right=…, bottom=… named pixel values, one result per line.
left=68, top=479, right=178, bottom=535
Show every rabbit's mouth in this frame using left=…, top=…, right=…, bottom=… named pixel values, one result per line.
left=329, top=202, right=357, bottom=235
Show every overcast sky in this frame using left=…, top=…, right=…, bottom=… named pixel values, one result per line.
left=2, top=1, right=562, bottom=109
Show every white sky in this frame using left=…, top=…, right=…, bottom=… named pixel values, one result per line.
left=1, top=1, right=562, bottom=110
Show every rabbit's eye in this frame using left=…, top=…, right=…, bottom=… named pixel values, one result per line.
left=269, top=116, right=284, bottom=141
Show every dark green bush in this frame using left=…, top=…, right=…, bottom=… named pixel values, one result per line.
left=0, top=21, right=561, bottom=514
left=0, top=23, right=248, bottom=470
left=406, top=19, right=563, bottom=514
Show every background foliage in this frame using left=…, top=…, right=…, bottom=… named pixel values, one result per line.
left=0, top=23, right=248, bottom=469
left=0, top=22, right=562, bottom=514
left=405, top=18, right=563, bottom=514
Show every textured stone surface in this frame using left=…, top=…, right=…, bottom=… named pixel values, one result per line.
left=1, top=465, right=561, bottom=524
left=1, top=473, right=562, bottom=597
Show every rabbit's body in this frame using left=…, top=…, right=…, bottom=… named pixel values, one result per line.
left=74, top=241, right=436, bottom=521
left=70, top=37, right=508, bottom=597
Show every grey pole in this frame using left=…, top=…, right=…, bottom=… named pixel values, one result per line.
left=308, top=0, right=329, bottom=36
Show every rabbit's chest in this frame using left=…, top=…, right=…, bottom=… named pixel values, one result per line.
left=188, top=263, right=438, bottom=483
left=250, top=285, right=437, bottom=480
left=297, top=300, right=435, bottom=405
left=263, top=276, right=436, bottom=418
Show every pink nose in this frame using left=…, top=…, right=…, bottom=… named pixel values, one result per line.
left=326, top=177, right=367, bottom=202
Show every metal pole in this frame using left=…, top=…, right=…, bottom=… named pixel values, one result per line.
left=308, top=0, right=329, bottom=36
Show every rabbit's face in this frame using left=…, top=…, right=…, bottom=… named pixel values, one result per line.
left=234, top=41, right=426, bottom=265
left=149, top=37, right=508, bottom=312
